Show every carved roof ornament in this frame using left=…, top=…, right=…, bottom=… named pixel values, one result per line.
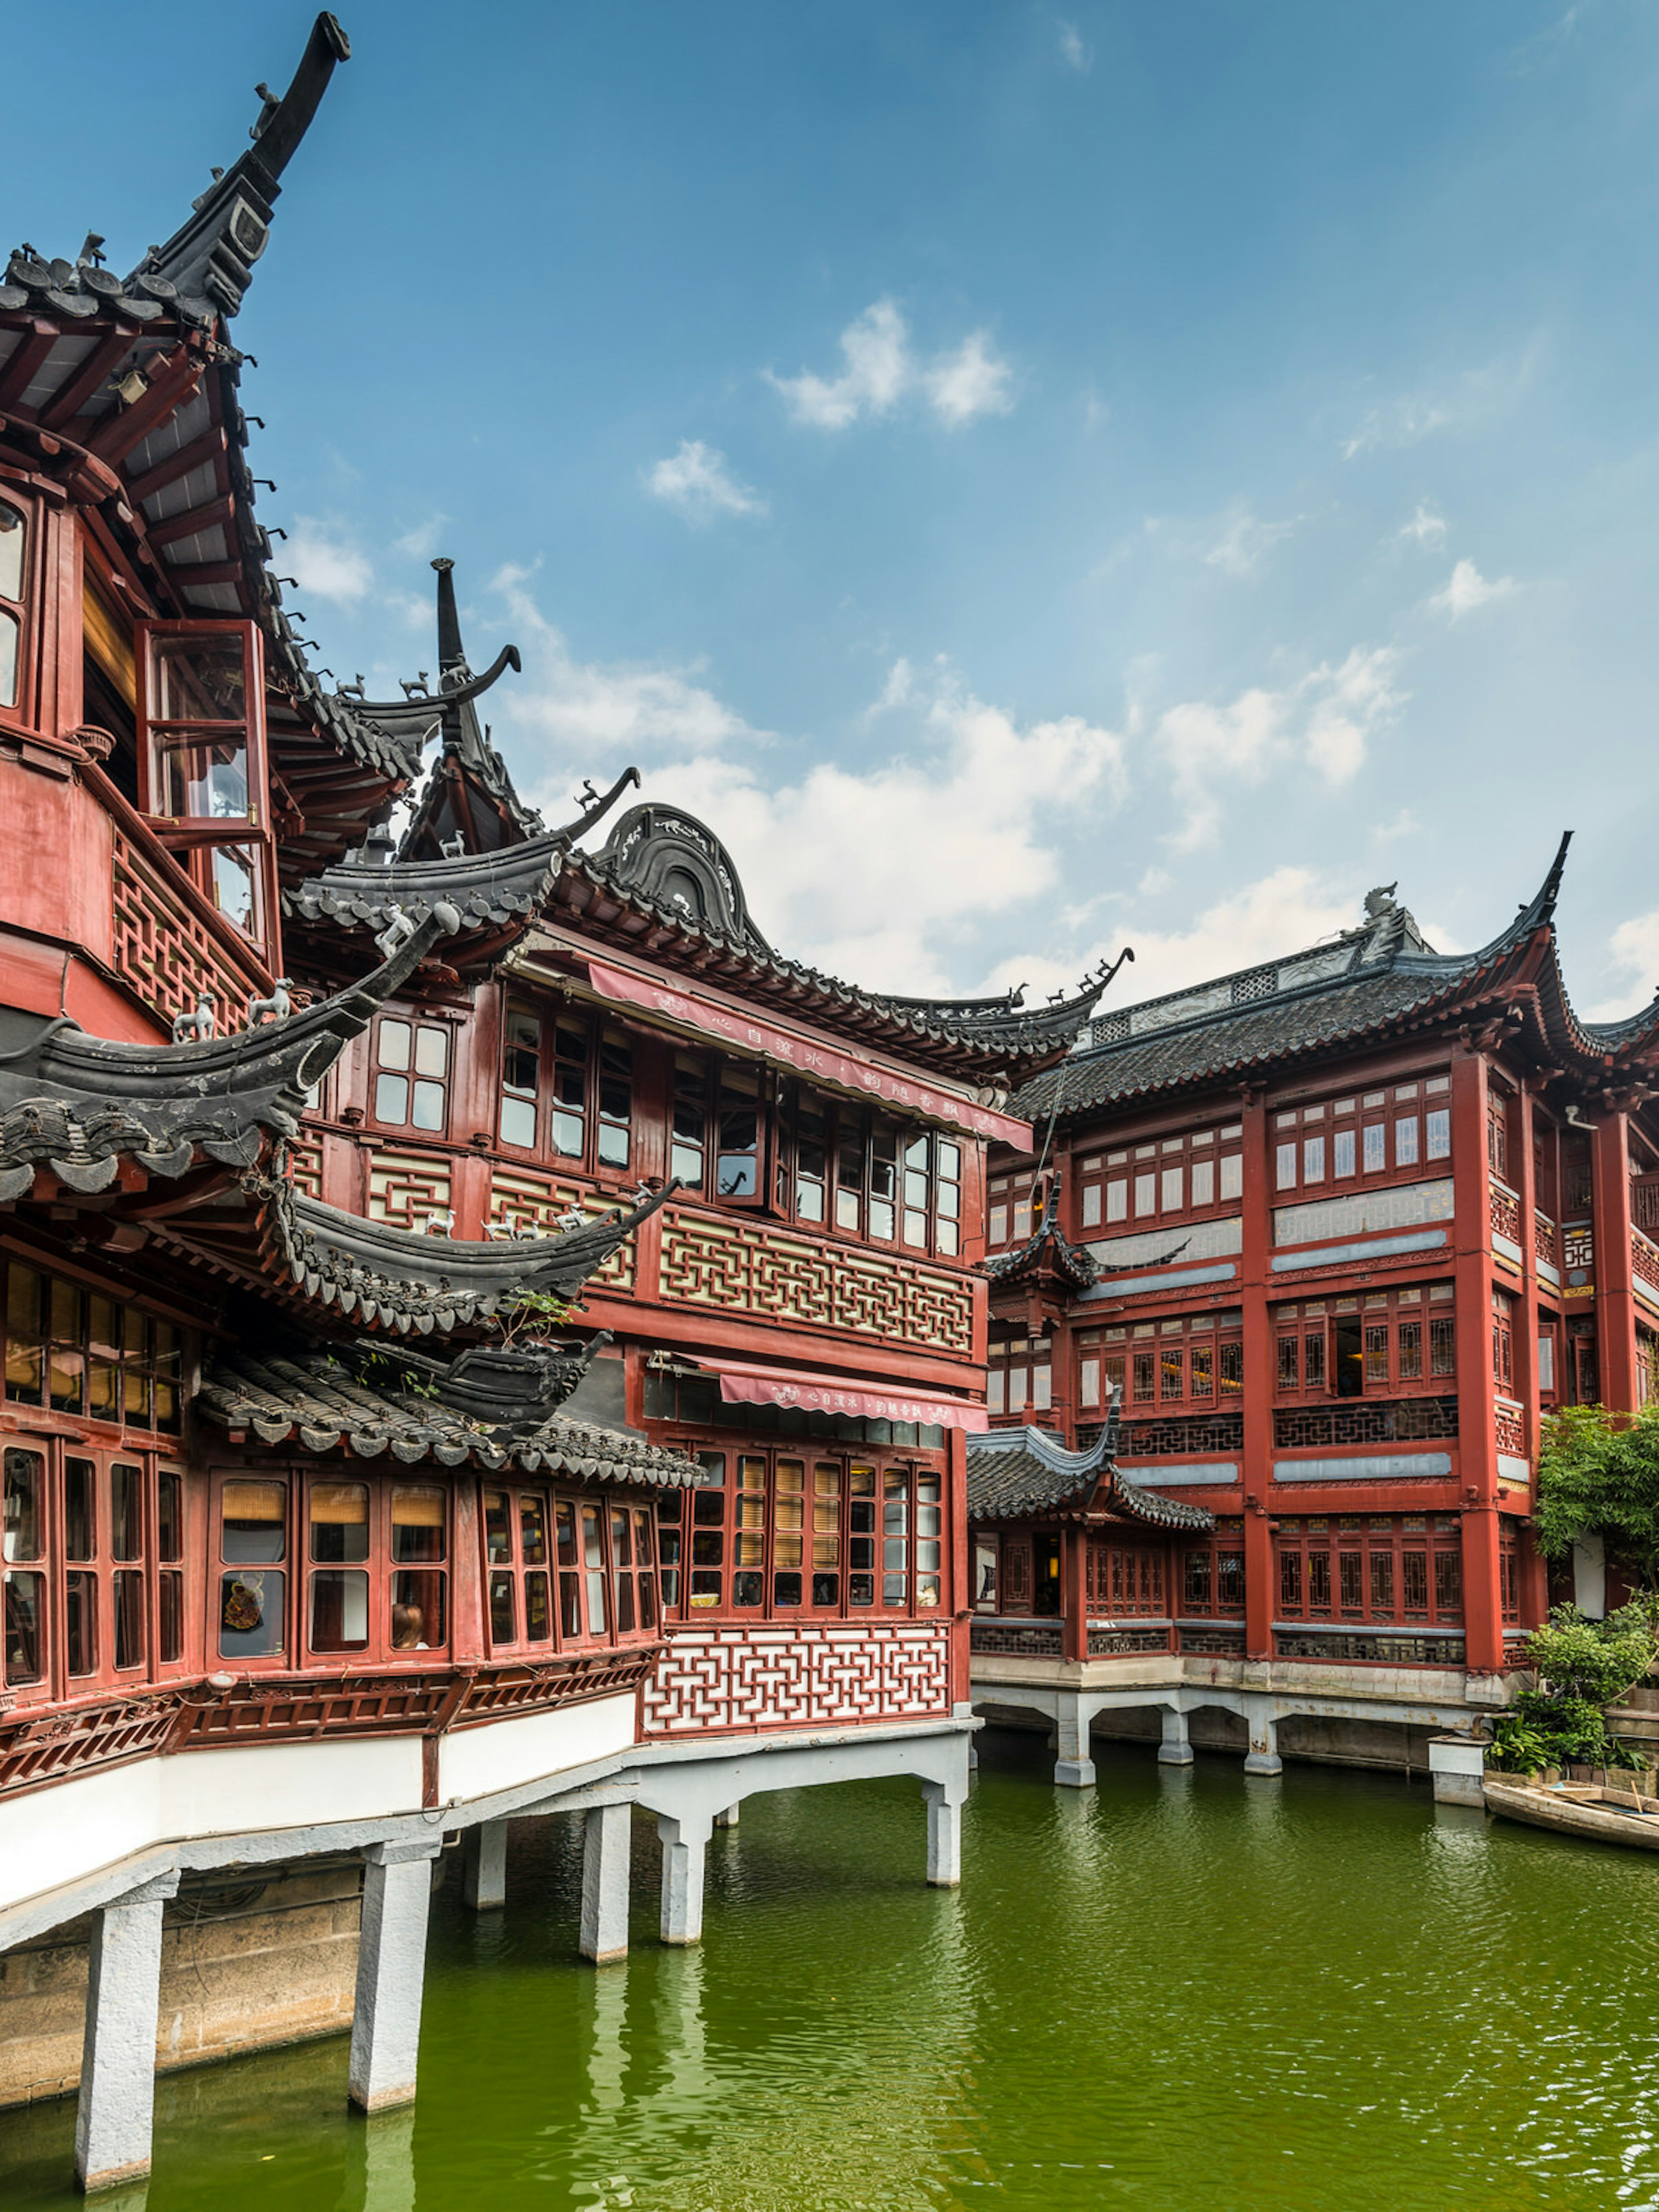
left=129, top=14, right=351, bottom=320
left=965, top=1400, right=1214, bottom=1530
left=0, top=906, right=458, bottom=1202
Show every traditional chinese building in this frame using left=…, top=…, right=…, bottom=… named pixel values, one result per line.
left=970, top=855, right=1659, bottom=1785
left=0, top=19, right=1106, bottom=2193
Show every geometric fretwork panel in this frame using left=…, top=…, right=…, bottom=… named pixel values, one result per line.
left=288, top=1135, right=324, bottom=1199
left=642, top=1622, right=952, bottom=1735
left=110, top=831, right=267, bottom=1035
left=485, top=1167, right=635, bottom=1292
left=658, top=1211, right=973, bottom=1355
left=366, top=1150, right=452, bottom=1230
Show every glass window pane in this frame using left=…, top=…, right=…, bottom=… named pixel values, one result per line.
left=4, top=1570, right=45, bottom=1682
left=410, top=1079, right=446, bottom=1131
left=66, top=1569, right=98, bottom=1676
left=520, top=1494, right=549, bottom=1566
left=0, top=610, right=16, bottom=710
left=489, top=1571, right=516, bottom=1644
left=155, top=634, right=245, bottom=721
left=220, top=1567, right=284, bottom=1657
left=500, top=1094, right=537, bottom=1148
left=159, top=1570, right=183, bottom=1664
left=375, top=1073, right=409, bottom=1123
left=582, top=1505, right=607, bottom=1634
left=5, top=1446, right=45, bottom=1557
left=111, top=1462, right=144, bottom=1560
left=222, top=1479, right=285, bottom=1562
left=0, top=502, right=24, bottom=601
left=394, top=1569, right=445, bottom=1647
left=310, top=1481, right=369, bottom=1563
left=393, top=1486, right=446, bottom=1562
left=414, top=1025, right=448, bottom=1077
left=377, top=1021, right=412, bottom=1071
left=65, top=1457, right=96, bottom=1561
left=524, top=1570, right=551, bottom=1641
left=310, top=1568, right=369, bottom=1653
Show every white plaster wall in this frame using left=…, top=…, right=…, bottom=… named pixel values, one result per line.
left=436, top=1693, right=637, bottom=1802
left=0, top=1696, right=638, bottom=1920
left=0, top=1736, right=423, bottom=1916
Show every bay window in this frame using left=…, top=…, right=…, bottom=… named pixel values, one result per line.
left=136, top=621, right=276, bottom=955
left=491, top=1009, right=636, bottom=1177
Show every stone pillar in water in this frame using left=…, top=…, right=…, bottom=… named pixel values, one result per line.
left=580, top=1803, right=632, bottom=1964
left=1158, top=1705, right=1195, bottom=1765
left=74, top=1869, right=179, bottom=2193
left=1053, top=1692, right=1096, bottom=1787
left=463, top=1820, right=509, bottom=1910
left=658, top=1811, right=712, bottom=1944
left=349, top=1839, right=442, bottom=2112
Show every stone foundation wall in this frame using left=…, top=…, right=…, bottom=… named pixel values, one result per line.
left=0, top=1859, right=365, bottom=2109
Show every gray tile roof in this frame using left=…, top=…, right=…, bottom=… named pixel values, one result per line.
left=0, top=910, right=454, bottom=1201
left=966, top=1414, right=1215, bottom=1531
left=1015, top=838, right=1576, bottom=1122
left=252, top=1170, right=679, bottom=1336
left=197, top=1344, right=702, bottom=1487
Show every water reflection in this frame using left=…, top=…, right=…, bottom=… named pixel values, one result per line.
left=6, top=1747, right=1659, bottom=2212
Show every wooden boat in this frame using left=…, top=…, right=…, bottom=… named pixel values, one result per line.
left=1484, top=1771, right=1659, bottom=1851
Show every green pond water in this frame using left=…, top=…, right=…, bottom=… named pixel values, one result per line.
left=5, top=1731, right=1659, bottom=2212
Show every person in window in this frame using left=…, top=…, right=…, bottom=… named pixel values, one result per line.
left=392, top=1602, right=429, bottom=1651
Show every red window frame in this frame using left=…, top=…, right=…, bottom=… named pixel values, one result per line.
left=1085, top=1539, right=1167, bottom=1617
left=368, top=1011, right=456, bottom=1141
left=1075, top=1124, right=1244, bottom=1238
left=1274, top=1513, right=1464, bottom=1628
left=1178, top=1522, right=1246, bottom=1618
left=2, top=1438, right=189, bottom=1707
left=656, top=1443, right=945, bottom=1621
left=1273, top=1284, right=1456, bottom=1401
left=134, top=619, right=279, bottom=960
left=481, top=1483, right=661, bottom=1654
left=1271, top=1074, right=1452, bottom=1202
left=0, top=485, right=34, bottom=724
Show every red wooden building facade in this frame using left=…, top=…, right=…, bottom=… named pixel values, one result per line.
left=972, top=862, right=1659, bottom=1699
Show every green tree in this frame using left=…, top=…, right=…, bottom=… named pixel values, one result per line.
left=1534, top=1403, right=1659, bottom=1585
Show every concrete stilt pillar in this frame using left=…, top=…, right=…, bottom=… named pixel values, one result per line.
left=657, top=1812, right=712, bottom=1945
left=462, top=1820, right=508, bottom=1910
left=712, top=1802, right=741, bottom=1829
left=921, top=1781, right=963, bottom=1886
left=1053, top=1693, right=1096, bottom=1787
left=348, top=1839, right=442, bottom=2113
left=580, top=1803, right=632, bottom=1964
left=1157, top=1706, right=1195, bottom=1766
left=74, top=1869, right=179, bottom=2193
left=1243, top=1698, right=1283, bottom=1776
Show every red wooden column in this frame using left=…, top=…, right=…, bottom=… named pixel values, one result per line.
left=1511, top=1081, right=1547, bottom=1635
left=1062, top=1524, right=1090, bottom=1663
left=1511, top=1081, right=1542, bottom=1478
left=1593, top=1105, right=1640, bottom=1414
left=1238, top=1091, right=1274, bottom=1660
left=947, top=1425, right=971, bottom=1707
left=1451, top=1047, right=1502, bottom=1673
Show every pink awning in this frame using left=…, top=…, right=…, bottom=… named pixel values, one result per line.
left=585, top=958, right=1034, bottom=1150
left=716, top=1359, right=989, bottom=1432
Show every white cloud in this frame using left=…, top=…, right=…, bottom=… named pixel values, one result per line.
left=1056, top=19, right=1092, bottom=72
left=768, top=299, right=1014, bottom=432
left=1203, top=506, right=1300, bottom=578
left=645, top=440, right=768, bottom=522
left=768, top=299, right=911, bottom=430
left=492, top=565, right=760, bottom=755
left=1342, top=398, right=1451, bottom=461
left=394, top=516, right=447, bottom=560
left=1586, top=909, right=1659, bottom=1021
left=982, top=867, right=1365, bottom=1009
left=925, top=333, right=1015, bottom=428
left=1372, top=807, right=1422, bottom=845
left=1155, top=646, right=1403, bottom=851
left=1429, top=558, right=1516, bottom=620
left=1397, top=503, right=1446, bottom=547
left=286, top=518, right=374, bottom=605
left=493, top=585, right=1122, bottom=992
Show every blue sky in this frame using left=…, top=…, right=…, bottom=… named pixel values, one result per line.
left=16, top=3, right=1659, bottom=1017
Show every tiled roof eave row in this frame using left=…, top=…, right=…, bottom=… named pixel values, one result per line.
left=551, top=857, right=1100, bottom=1080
